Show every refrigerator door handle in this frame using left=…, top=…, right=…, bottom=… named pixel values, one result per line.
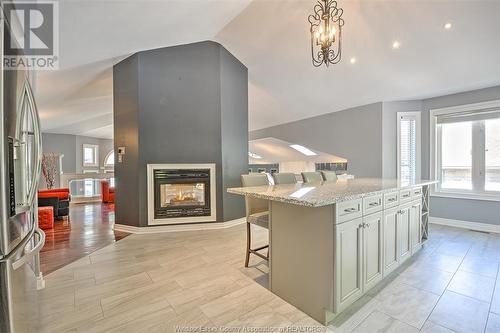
left=22, top=80, right=43, bottom=207
left=0, top=227, right=35, bottom=263
left=11, top=228, right=45, bottom=270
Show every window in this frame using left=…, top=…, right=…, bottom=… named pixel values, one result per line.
left=398, top=112, right=421, bottom=185
left=440, top=121, right=472, bottom=190
left=104, top=150, right=115, bottom=167
left=431, top=100, right=500, bottom=199
left=486, top=118, right=500, bottom=191
left=83, top=144, right=99, bottom=167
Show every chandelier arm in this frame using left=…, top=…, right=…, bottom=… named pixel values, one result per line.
left=331, top=28, right=342, bottom=64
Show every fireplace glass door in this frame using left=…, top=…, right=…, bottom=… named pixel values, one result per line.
left=153, top=169, right=211, bottom=219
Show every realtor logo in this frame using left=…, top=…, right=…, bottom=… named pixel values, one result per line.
left=3, top=1, right=59, bottom=69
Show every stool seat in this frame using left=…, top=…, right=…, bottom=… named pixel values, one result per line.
left=248, top=211, right=269, bottom=229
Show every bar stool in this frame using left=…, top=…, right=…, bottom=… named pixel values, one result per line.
left=321, top=170, right=338, bottom=181
left=301, top=171, right=323, bottom=183
left=272, top=172, right=298, bottom=185
left=241, top=174, right=270, bottom=267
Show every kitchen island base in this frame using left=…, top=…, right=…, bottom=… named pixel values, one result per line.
left=269, top=185, right=431, bottom=325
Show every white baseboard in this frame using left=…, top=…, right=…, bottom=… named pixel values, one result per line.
left=114, top=217, right=246, bottom=234
left=430, top=217, right=500, bottom=234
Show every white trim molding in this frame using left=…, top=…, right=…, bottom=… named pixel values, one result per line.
left=147, top=163, right=217, bottom=225
left=430, top=216, right=500, bottom=234
left=114, top=217, right=245, bottom=234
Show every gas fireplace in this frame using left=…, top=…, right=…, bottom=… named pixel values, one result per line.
left=147, top=164, right=216, bottom=225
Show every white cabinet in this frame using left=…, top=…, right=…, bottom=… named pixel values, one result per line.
left=363, top=212, right=383, bottom=291
left=383, top=208, right=399, bottom=276
left=334, top=190, right=424, bottom=316
left=334, top=212, right=383, bottom=312
left=398, top=204, right=412, bottom=264
left=410, top=201, right=422, bottom=253
left=334, top=218, right=363, bottom=313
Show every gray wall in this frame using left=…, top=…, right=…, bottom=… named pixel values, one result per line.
left=114, top=41, right=248, bottom=227
left=40, top=133, right=113, bottom=188
left=251, top=85, right=500, bottom=226
left=41, top=133, right=77, bottom=174
left=219, top=46, right=249, bottom=221
left=421, top=85, right=500, bottom=225
left=250, top=103, right=384, bottom=178
left=114, top=54, right=140, bottom=227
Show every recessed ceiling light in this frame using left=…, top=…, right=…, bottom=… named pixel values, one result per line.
left=444, top=22, right=452, bottom=29
left=290, top=144, right=317, bottom=156
left=248, top=152, right=262, bottom=159
left=392, top=41, right=400, bottom=49
left=350, top=57, right=357, bottom=64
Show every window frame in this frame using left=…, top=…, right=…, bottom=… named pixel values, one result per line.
left=397, top=111, right=421, bottom=183
left=82, top=144, right=99, bottom=167
left=430, top=99, right=500, bottom=201
left=104, top=150, right=115, bottom=168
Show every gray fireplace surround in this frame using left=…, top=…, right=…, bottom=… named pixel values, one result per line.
left=113, top=41, right=248, bottom=228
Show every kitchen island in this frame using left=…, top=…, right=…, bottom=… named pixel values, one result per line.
left=228, top=178, right=437, bottom=325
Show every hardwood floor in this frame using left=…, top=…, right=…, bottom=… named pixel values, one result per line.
left=40, top=202, right=129, bottom=274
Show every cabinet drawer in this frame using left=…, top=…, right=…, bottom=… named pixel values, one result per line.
left=399, top=189, right=412, bottom=202
left=363, top=194, right=383, bottom=215
left=411, top=187, right=422, bottom=198
left=384, top=191, right=399, bottom=209
left=337, top=198, right=363, bottom=223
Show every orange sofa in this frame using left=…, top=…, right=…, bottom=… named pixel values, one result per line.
left=38, top=188, right=70, bottom=218
left=101, top=180, right=115, bottom=203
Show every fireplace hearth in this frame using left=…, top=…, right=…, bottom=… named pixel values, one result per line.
left=147, top=164, right=216, bottom=225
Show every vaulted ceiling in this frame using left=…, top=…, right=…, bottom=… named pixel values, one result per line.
left=37, top=0, right=500, bottom=139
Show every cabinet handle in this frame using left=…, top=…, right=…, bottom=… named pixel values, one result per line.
left=369, top=202, right=380, bottom=207
left=344, top=207, right=357, bottom=213
left=388, top=198, right=397, bottom=202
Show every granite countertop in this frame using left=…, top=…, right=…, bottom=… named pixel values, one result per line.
left=227, top=178, right=438, bottom=207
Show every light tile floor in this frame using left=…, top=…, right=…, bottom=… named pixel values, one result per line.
left=36, top=223, right=500, bottom=333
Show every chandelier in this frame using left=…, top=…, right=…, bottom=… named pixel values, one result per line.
left=308, top=0, right=345, bottom=67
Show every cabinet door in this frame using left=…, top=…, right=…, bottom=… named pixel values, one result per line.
left=383, top=208, right=399, bottom=276
left=334, top=218, right=363, bottom=313
left=410, top=201, right=422, bottom=254
left=363, top=212, right=383, bottom=291
left=398, top=205, right=412, bottom=264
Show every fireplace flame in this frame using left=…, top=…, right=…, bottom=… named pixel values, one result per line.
left=171, top=189, right=197, bottom=203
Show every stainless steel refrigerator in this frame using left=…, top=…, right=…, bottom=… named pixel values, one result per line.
left=0, top=5, right=46, bottom=333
